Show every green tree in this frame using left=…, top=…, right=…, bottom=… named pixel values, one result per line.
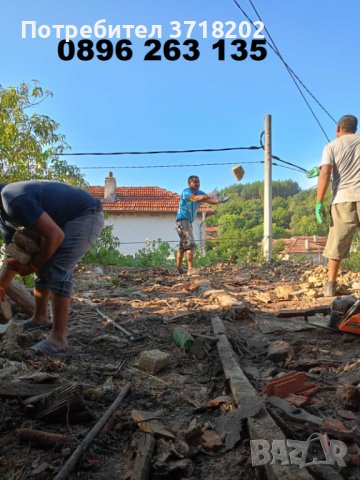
left=0, top=81, right=84, bottom=186
left=289, top=189, right=329, bottom=235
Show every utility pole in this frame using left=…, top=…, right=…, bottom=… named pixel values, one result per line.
left=263, top=114, right=272, bottom=261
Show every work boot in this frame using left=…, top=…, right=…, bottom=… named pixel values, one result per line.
left=323, top=281, right=336, bottom=297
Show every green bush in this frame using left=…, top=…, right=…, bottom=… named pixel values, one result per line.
left=82, top=225, right=177, bottom=267
left=82, top=225, right=125, bottom=265
left=343, top=251, right=360, bottom=272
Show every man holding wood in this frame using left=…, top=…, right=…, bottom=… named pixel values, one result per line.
left=0, top=180, right=104, bottom=356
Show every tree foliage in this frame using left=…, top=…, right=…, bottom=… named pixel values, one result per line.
left=0, top=81, right=85, bottom=186
left=205, top=179, right=330, bottom=263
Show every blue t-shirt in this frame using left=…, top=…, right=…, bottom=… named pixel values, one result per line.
left=176, top=187, right=206, bottom=223
left=0, top=181, right=101, bottom=243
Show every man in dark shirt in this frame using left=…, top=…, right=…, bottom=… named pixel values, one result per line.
left=0, top=180, right=104, bottom=356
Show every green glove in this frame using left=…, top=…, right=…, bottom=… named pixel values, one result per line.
left=315, top=201, right=325, bottom=224
left=306, top=167, right=320, bottom=178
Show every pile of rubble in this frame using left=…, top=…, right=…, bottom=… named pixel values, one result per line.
left=0, top=262, right=359, bottom=479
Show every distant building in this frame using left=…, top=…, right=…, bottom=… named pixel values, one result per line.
left=205, top=226, right=218, bottom=241
left=88, top=172, right=214, bottom=255
left=277, top=236, right=327, bottom=265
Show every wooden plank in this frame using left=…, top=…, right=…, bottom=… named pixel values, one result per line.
left=131, top=434, right=156, bottom=480
left=259, top=316, right=315, bottom=334
left=7, top=280, right=35, bottom=315
left=53, top=383, right=131, bottom=480
left=211, top=315, right=315, bottom=480
left=0, top=382, right=56, bottom=398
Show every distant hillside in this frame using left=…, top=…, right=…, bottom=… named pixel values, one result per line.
left=205, top=179, right=331, bottom=262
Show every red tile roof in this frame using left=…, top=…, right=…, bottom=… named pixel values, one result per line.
left=88, top=186, right=214, bottom=214
left=205, top=226, right=218, bottom=240
left=277, top=236, right=327, bottom=254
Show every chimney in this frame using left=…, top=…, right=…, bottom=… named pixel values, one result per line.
left=305, top=239, right=310, bottom=250
left=104, top=172, right=116, bottom=202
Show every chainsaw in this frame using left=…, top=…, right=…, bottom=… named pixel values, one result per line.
left=277, top=297, right=360, bottom=335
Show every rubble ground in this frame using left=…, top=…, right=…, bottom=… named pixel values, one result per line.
left=0, top=261, right=359, bottom=480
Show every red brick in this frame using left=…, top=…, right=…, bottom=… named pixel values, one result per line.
left=265, top=372, right=306, bottom=396
left=265, top=372, right=297, bottom=395
left=273, top=375, right=306, bottom=398
left=299, top=385, right=319, bottom=397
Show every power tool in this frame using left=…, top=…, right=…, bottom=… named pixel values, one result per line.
left=277, top=297, right=360, bottom=335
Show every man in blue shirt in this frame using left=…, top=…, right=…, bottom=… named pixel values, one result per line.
left=176, top=175, right=229, bottom=274
left=0, top=180, right=104, bottom=356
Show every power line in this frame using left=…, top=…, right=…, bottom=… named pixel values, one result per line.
left=272, top=155, right=306, bottom=173
left=57, top=145, right=262, bottom=157
left=259, top=131, right=307, bottom=173
left=79, top=159, right=306, bottom=174
left=54, top=128, right=309, bottom=175
left=272, top=162, right=305, bottom=173
left=232, top=0, right=334, bottom=141
left=107, top=238, right=260, bottom=245
left=80, top=161, right=264, bottom=170
left=246, top=0, right=337, bottom=126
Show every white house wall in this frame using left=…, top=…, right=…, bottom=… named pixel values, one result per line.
left=105, top=213, right=205, bottom=256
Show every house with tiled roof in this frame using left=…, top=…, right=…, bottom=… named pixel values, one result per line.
left=277, top=235, right=327, bottom=265
left=88, top=173, right=214, bottom=255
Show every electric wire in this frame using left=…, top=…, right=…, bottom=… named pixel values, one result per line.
left=80, top=161, right=264, bottom=170
left=260, top=131, right=307, bottom=173
left=54, top=132, right=308, bottom=174
left=246, top=0, right=337, bottom=125
left=57, top=145, right=262, bottom=157
left=232, top=0, right=334, bottom=141
left=79, top=160, right=305, bottom=174
left=272, top=162, right=305, bottom=173
left=105, top=238, right=260, bottom=245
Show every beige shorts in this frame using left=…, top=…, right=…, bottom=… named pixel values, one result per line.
left=323, top=202, right=360, bottom=260
left=176, top=220, right=196, bottom=251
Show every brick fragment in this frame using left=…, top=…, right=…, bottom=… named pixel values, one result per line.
left=138, top=350, right=170, bottom=375
left=265, top=371, right=306, bottom=396
left=273, top=374, right=306, bottom=398
left=299, top=385, right=319, bottom=397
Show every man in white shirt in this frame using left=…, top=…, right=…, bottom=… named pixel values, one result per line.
left=316, top=115, right=360, bottom=296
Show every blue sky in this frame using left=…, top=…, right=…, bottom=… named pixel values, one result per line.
left=1, top=0, right=359, bottom=194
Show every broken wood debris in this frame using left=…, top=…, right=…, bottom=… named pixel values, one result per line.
left=94, top=305, right=146, bottom=341
left=7, top=279, right=35, bottom=316
left=24, top=383, right=85, bottom=420
left=131, top=410, right=175, bottom=440
left=131, top=434, right=156, bottom=480
left=18, top=428, right=74, bottom=450
left=53, top=383, right=130, bottom=480
left=0, top=381, right=57, bottom=398
left=212, top=314, right=315, bottom=480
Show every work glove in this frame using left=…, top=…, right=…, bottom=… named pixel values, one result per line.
left=219, top=196, right=230, bottom=204
left=306, top=167, right=320, bottom=179
left=207, top=189, right=220, bottom=199
left=315, top=201, right=325, bottom=224
left=7, top=259, right=39, bottom=276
